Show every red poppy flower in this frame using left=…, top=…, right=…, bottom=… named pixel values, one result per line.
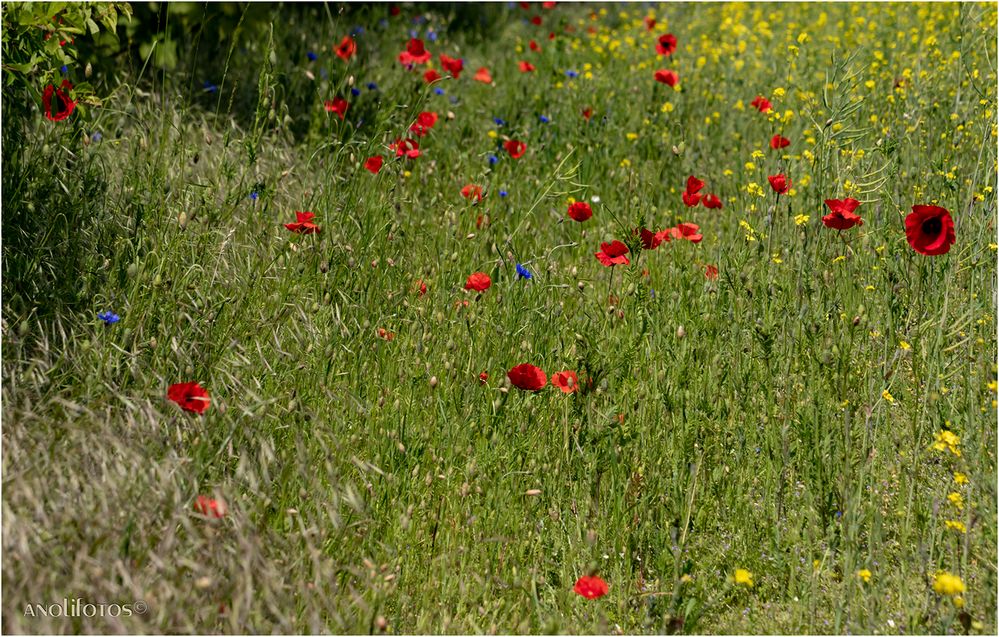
left=461, top=184, right=484, bottom=202
left=504, top=139, right=527, bottom=159
left=508, top=363, right=547, bottom=391
left=685, top=175, right=705, bottom=194
left=645, top=17, right=656, bottom=30
left=324, top=97, right=348, bottom=119
left=42, top=80, right=76, bottom=122
left=682, top=191, right=702, bottom=207
left=751, top=95, right=773, bottom=113
left=595, top=240, right=630, bottom=266
left=683, top=176, right=704, bottom=207
left=574, top=575, right=609, bottom=600
left=905, top=205, right=955, bottom=256
left=389, top=5, right=401, bottom=16
left=821, top=198, right=863, bottom=230
left=285, top=211, right=321, bottom=234
left=551, top=370, right=579, bottom=393
left=399, top=38, right=431, bottom=65
left=410, top=111, right=439, bottom=136
left=473, top=67, right=493, bottom=83
left=377, top=327, right=395, bottom=341
left=529, top=39, right=541, bottom=52
left=335, top=35, right=356, bottom=61
left=654, top=69, right=678, bottom=86
left=390, top=138, right=420, bottom=159
left=518, top=61, right=535, bottom=73
left=705, top=264, right=719, bottom=280
left=194, top=495, right=227, bottom=518
left=439, top=54, right=463, bottom=78
left=465, top=272, right=492, bottom=292
left=415, top=279, right=428, bottom=296
left=364, top=155, right=384, bottom=174
left=670, top=222, right=703, bottom=243
left=168, top=382, right=211, bottom=414
left=542, top=1, right=556, bottom=8
left=424, top=69, right=442, bottom=83
left=567, top=201, right=592, bottom=222
left=770, top=134, right=790, bottom=149
left=530, top=15, right=542, bottom=25
left=655, top=33, right=677, bottom=56
left=478, top=371, right=489, bottom=385
left=702, top=193, right=722, bottom=209
left=638, top=227, right=663, bottom=250
left=582, top=107, right=593, bottom=120
left=767, top=174, right=790, bottom=194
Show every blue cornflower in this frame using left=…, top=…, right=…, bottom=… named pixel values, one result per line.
left=306, top=51, right=318, bottom=61
left=488, top=154, right=499, bottom=165
left=350, top=87, right=361, bottom=96
left=433, top=87, right=445, bottom=95
left=565, top=69, right=579, bottom=78
left=60, top=65, right=68, bottom=74
left=351, top=25, right=365, bottom=36
left=516, top=263, right=533, bottom=280
left=250, top=191, right=259, bottom=201
left=203, top=80, right=218, bottom=93
left=98, top=311, right=120, bottom=326
left=409, top=29, right=419, bottom=38
left=367, top=82, right=378, bottom=90
left=539, top=115, right=550, bottom=123
left=378, top=18, right=388, bottom=28
left=493, top=117, right=506, bottom=126
left=449, top=96, right=459, bottom=104
left=499, top=190, right=509, bottom=198
left=91, top=131, right=103, bottom=142
left=427, top=30, right=438, bottom=41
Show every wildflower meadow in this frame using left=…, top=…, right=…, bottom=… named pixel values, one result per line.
left=2, top=2, right=997, bottom=634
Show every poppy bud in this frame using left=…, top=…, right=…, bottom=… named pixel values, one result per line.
left=348, top=75, right=355, bottom=86
left=852, top=316, right=861, bottom=326
left=577, top=281, right=585, bottom=291
left=85, top=62, right=92, bottom=78
left=305, top=70, right=315, bottom=81
left=429, top=376, right=438, bottom=388
left=126, top=263, right=138, bottom=278
left=676, top=325, right=686, bottom=339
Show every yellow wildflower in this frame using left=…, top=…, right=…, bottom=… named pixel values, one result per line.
left=733, top=569, right=754, bottom=587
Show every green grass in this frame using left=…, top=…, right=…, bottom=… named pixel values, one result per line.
left=2, top=2, right=997, bottom=634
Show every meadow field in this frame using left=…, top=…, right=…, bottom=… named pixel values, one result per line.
left=1, top=2, right=997, bottom=634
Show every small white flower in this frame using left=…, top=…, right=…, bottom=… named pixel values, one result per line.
left=591, top=195, right=601, bottom=203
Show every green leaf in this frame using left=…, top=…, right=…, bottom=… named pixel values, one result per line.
left=85, top=17, right=99, bottom=35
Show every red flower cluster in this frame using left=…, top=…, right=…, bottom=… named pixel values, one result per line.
left=767, top=174, right=790, bottom=194
left=325, top=97, right=348, bottom=119
left=167, top=382, right=211, bottom=414
left=465, top=272, right=491, bottom=292
left=905, top=205, right=955, bottom=256
left=399, top=38, right=431, bottom=65
left=508, top=363, right=546, bottom=391
left=390, top=138, right=421, bottom=159
left=43, top=80, right=76, bottom=122
left=595, top=240, right=630, bottom=266
left=194, top=495, right=227, bottom=518
left=285, top=211, right=321, bottom=234
left=654, top=69, right=678, bottom=87
left=682, top=176, right=722, bottom=209
left=335, top=36, right=356, bottom=61
left=440, top=54, right=463, bottom=78
left=461, top=184, right=484, bottom=202
left=567, top=201, right=592, bottom=222
left=655, top=33, right=677, bottom=56
left=410, top=111, right=439, bottom=137
left=474, top=67, right=493, bottom=83
left=574, top=575, right=609, bottom=599
left=751, top=95, right=773, bottom=113
left=504, top=139, right=527, bottom=159
left=822, top=198, right=863, bottom=230
left=364, top=155, right=384, bottom=174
